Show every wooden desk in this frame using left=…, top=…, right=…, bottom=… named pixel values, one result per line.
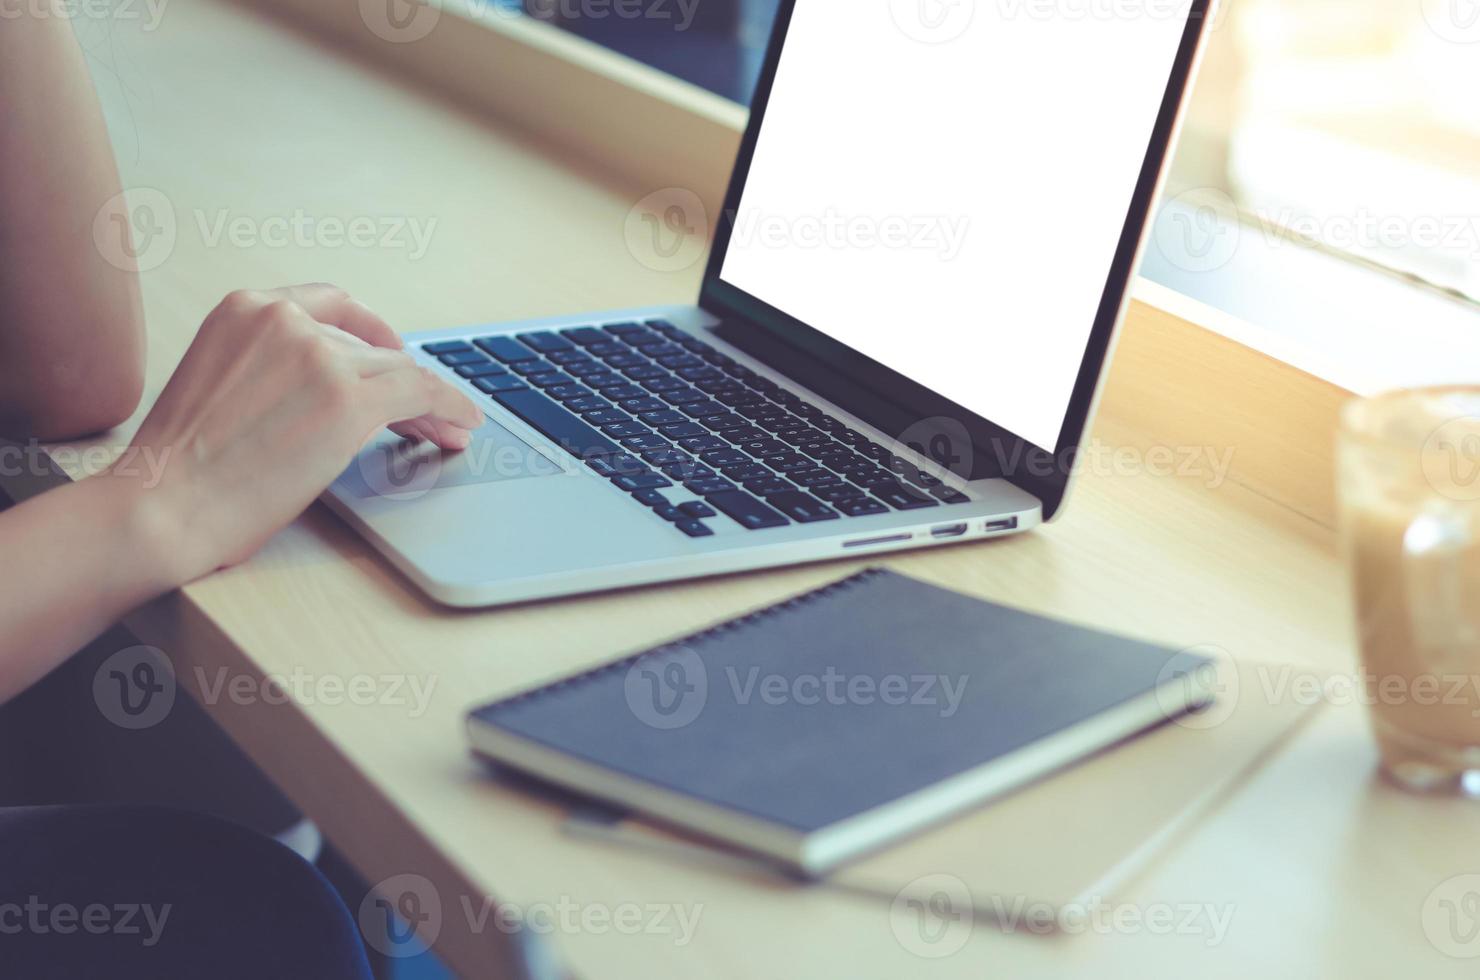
left=17, top=2, right=1479, bottom=976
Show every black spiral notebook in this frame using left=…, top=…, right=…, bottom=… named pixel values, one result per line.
left=466, top=569, right=1213, bottom=874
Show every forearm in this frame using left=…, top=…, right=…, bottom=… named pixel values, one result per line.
left=0, top=472, right=176, bottom=703
left=0, top=13, right=145, bottom=440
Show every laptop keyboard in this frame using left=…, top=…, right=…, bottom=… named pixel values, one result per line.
left=422, top=320, right=968, bottom=538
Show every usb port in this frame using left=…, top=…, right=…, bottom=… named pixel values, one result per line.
left=984, top=517, right=1020, bottom=533
left=930, top=523, right=969, bottom=539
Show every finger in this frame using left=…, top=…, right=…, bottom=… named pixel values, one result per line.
left=361, top=365, right=484, bottom=447
left=339, top=342, right=419, bottom=378
left=390, top=416, right=478, bottom=450
left=270, top=283, right=404, bottom=351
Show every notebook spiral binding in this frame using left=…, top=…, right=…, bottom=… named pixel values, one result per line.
left=496, top=568, right=888, bottom=706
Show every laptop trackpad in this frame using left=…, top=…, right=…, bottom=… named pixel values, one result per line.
left=339, top=419, right=565, bottom=500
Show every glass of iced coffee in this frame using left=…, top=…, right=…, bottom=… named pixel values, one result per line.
left=1338, top=388, right=1480, bottom=795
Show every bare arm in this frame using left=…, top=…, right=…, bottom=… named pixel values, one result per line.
left=0, top=285, right=483, bottom=702
left=0, top=23, right=484, bottom=701
left=0, top=14, right=146, bottom=439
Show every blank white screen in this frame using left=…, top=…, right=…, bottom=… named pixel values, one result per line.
left=719, top=0, right=1192, bottom=449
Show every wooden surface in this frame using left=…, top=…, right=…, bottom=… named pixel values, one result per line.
left=27, top=2, right=1480, bottom=976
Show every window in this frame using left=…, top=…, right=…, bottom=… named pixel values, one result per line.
left=1166, top=0, right=1480, bottom=303
left=501, top=0, right=781, bottom=103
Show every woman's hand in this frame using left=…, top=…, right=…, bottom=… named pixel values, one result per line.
left=112, top=283, right=483, bottom=586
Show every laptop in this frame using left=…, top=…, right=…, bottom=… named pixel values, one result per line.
left=326, top=0, right=1215, bottom=608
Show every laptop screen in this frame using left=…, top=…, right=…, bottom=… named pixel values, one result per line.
left=717, top=0, right=1197, bottom=451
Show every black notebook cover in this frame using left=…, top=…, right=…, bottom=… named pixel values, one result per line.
left=467, top=569, right=1208, bottom=872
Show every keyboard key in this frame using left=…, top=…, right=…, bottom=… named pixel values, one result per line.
left=745, top=477, right=795, bottom=497
left=739, top=438, right=789, bottom=457
left=548, top=350, right=594, bottom=366
left=491, top=388, right=621, bottom=461
left=662, top=388, right=706, bottom=405
left=686, top=478, right=737, bottom=496
left=677, top=436, right=728, bottom=453
left=633, top=489, right=668, bottom=507
left=614, top=473, right=672, bottom=491
left=604, top=384, right=648, bottom=401
left=587, top=342, right=625, bottom=357
left=699, top=412, right=745, bottom=432
left=474, top=376, right=527, bottom=394
left=721, top=463, right=771, bottom=482
left=439, top=350, right=488, bottom=366
left=561, top=326, right=608, bottom=346
left=813, top=483, right=868, bottom=502
left=623, top=331, right=666, bottom=348
left=723, top=425, right=769, bottom=444
left=837, top=497, right=889, bottom=517
left=764, top=454, right=813, bottom=474
left=794, top=470, right=843, bottom=489
left=660, top=422, right=707, bottom=439
left=623, top=365, right=666, bottom=381
left=583, top=372, right=625, bottom=389
left=640, top=409, right=687, bottom=426
left=567, top=396, right=610, bottom=413
left=549, top=385, right=595, bottom=402
left=675, top=520, right=714, bottom=538
left=657, top=354, right=704, bottom=370
left=619, top=396, right=667, bottom=414
left=766, top=491, right=840, bottom=523
left=621, top=434, right=670, bottom=452
left=677, top=501, right=717, bottom=519
left=798, top=440, right=844, bottom=459
left=872, top=481, right=940, bottom=510
left=665, top=462, right=713, bottom=482
left=850, top=467, right=897, bottom=487
left=680, top=399, right=725, bottom=418
left=645, top=318, right=681, bottom=334
left=643, top=378, right=686, bottom=393
left=602, top=353, right=646, bottom=369
left=584, top=409, right=630, bottom=426
left=604, top=421, right=649, bottom=438
left=606, top=453, right=647, bottom=476
left=931, top=486, right=971, bottom=504
left=511, top=360, right=557, bottom=376
left=517, top=331, right=575, bottom=353
left=706, top=491, right=789, bottom=530
left=781, top=427, right=826, bottom=446
left=701, top=448, right=748, bottom=467
left=642, top=448, right=691, bottom=467
left=423, top=341, right=473, bottom=356
left=760, top=415, right=804, bottom=434
left=653, top=505, right=684, bottom=522
left=559, top=360, right=604, bottom=378
left=530, top=373, right=578, bottom=389
left=476, top=336, right=539, bottom=362
left=587, top=457, right=618, bottom=478
left=603, top=321, right=646, bottom=335
left=456, top=362, right=508, bottom=378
